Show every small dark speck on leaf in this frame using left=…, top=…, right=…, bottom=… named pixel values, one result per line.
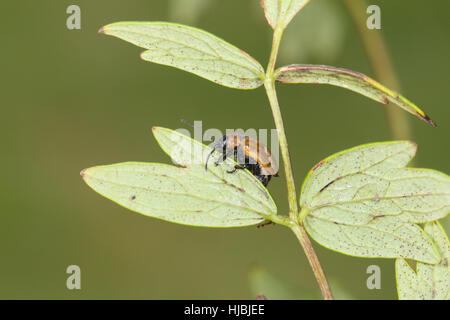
left=130, top=195, right=136, bottom=200
left=220, top=178, right=245, bottom=193
left=371, top=213, right=385, bottom=221
left=257, top=220, right=274, bottom=228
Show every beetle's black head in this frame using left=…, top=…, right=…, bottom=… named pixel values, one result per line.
left=205, top=135, right=228, bottom=171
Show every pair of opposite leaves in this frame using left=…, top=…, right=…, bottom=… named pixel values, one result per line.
left=82, top=127, right=450, bottom=267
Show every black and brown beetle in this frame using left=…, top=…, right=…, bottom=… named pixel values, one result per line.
left=205, top=134, right=279, bottom=187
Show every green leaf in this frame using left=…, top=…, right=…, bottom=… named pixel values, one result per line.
left=99, top=22, right=265, bottom=89
left=261, top=0, right=311, bottom=29
left=396, top=221, right=450, bottom=300
left=81, top=127, right=277, bottom=227
left=275, top=64, right=435, bottom=126
left=300, top=141, right=450, bottom=263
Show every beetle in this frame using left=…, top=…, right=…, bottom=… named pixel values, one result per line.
left=205, top=134, right=279, bottom=187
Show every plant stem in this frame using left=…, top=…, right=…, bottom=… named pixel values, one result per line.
left=290, top=222, right=334, bottom=300
left=266, top=26, right=284, bottom=75
left=265, top=26, right=298, bottom=219
left=342, top=0, right=413, bottom=141
left=265, top=81, right=298, bottom=218
left=264, top=25, right=333, bottom=300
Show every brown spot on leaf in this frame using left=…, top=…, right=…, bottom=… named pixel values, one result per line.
left=311, top=160, right=326, bottom=171
left=320, top=180, right=334, bottom=192
left=423, top=114, right=437, bottom=127
left=320, top=176, right=343, bottom=192
left=374, top=193, right=380, bottom=202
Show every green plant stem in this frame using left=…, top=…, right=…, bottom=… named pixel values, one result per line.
left=342, top=0, right=413, bottom=141
left=265, top=26, right=298, bottom=218
left=264, top=25, right=333, bottom=300
left=290, top=222, right=334, bottom=300
left=267, top=26, right=284, bottom=75
left=264, top=81, right=298, bottom=217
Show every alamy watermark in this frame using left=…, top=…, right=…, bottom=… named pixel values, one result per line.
left=367, top=5, right=381, bottom=30
left=66, top=5, right=81, bottom=30
left=66, top=265, right=81, bottom=290
left=366, top=265, right=381, bottom=290
left=172, top=120, right=280, bottom=168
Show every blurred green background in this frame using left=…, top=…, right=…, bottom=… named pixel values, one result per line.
left=1, top=0, right=448, bottom=299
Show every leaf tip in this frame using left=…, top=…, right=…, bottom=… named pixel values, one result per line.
left=139, top=50, right=150, bottom=61
left=424, top=114, right=437, bottom=127
left=151, top=126, right=163, bottom=139
left=98, top=24, right=115, bottom=35
left=259, top=0, right=264, bottom=10
left=260, top=0, right=276, bottom=29
left=80, top=168, right=88, bottom=178
left=398, top=140, right=418, bottom=158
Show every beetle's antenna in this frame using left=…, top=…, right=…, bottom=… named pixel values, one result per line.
left=205, top=148, right=215, bottom=171
left=181, top=119, right=194, bottom=128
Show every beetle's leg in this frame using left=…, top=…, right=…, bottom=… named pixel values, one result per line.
left=256, top=175, right=270, bottom=187
left=235, top=146, right=247, bottom=167
left=205, top=149, right=216, bottom=171
left=226, top=165, right=245, bottom=174
left=214, top=148, right=234, bottom=166
left=264, top=175, right=271, bottom=186
left=257, top=220, right=274, bottom=228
